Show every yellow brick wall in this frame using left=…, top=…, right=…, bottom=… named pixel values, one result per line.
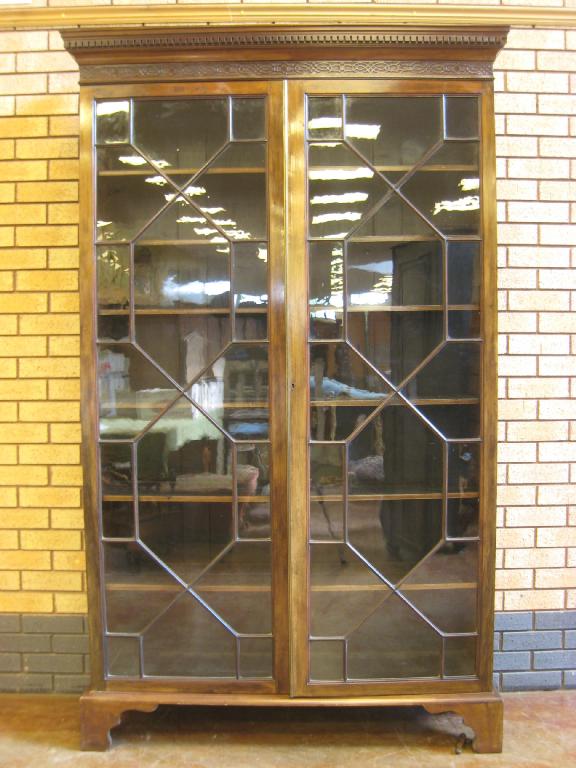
left=0, top=1, right=575, bottom=619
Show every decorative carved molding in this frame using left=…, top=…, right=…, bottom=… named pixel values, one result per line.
left=79, top=58, right=494, bottom=84
left=65, top=28, right=508, bottom=53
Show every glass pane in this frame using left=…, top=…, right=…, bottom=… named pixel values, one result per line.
left=400, top=542, right=478, bottom=633
left=133, top=98, right=229, bottom=172
left=96, top=100, right=130, bottom=145
left=448, top=443, right=480, bottom=494
left=445, top=97, right=479, bottom=140
left=240, top=637, right=273, bottom=678
left=308, top=143, right=390, bottom=239
left=102, top=500, right=134, bottom=539
left=347, top=240, right=442, bottom=308
left=196, top=542, right=272, bottom=634
left=348, top=499, right=442, bottom=585
left=232, top=97, right=265, bottom=141
left=96, top=149, right=172, bottom=243
left=142, top=593, right=236, bottom=678
left=234, top=243, right=268, bottom=341
left=188, top=344, right=269, bottom=440
left=351, top=194, right=436, bottom=239
left=194, top=143, right=267, bottom=241
left=98, top=315, right=129, bottom=343
left=448, top=241, right=480, bottom=305
left=310, top=343, right=389, bottom=402
left=100, top=442, right=132, bottom=496
left=97, top=245, right=130, bottom=311
left=403, top=342, right=481, bottom=399
left=104, top=541, right=183, bottom=634
left=135, top=315, right=230, bottom=387
left=444, top=635, right=477, bottom=677
left=237, top=443, right=269, bottom=496
left=348, top=310, right=444, bottom=386
left=98, top=344, right=177, bottom=439
left=308, top=96, right=342, bottom=140
left=345, top=96, right=442, bottom=171
left=310, top=498, right=344, bottom=542
left=420, top=403, right=480, bottom=440
left=106, top=635, right=139, bottom=677
left=134, top=244, right=230, bottom=310
left=138, top=501, right=233, bottom=585
left=310, top=543, right=389, bottom=637
left=449, top=310, right=481, bottom=339
left=309, top=241, right=343, bottom=316
left=348, top=398, right=443, bottom=496
left=347, top=593, right=442, bottom=680
left=310, top=640, right=344, bottom=681
left=402, top=142, right=480, bottom=236
left=311, top=404, right=380, bottom=442
left=310, top=443, right=344, bottom=500
left=447, top=498, right=479, bottom=539
left=136, top=398, right=232, bottom=497
left=135, top=197, right=227, bottom=247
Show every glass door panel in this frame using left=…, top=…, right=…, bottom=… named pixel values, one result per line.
left=95, top=90, right=280, bottom=684
left=304, top=91, right=482, bottom=687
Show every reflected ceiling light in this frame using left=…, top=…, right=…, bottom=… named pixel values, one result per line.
left=194, top=227, right=218, bottom=236
left=433, top=195, right=480, bottom=215
left=144, top=175, right=167, bottom=186
left=201, top=207, right=225, bottom=214
left=345, top=123, right=381, bottom=140
left=176, top=216, right=206, bottom=224
left=321, top=232, right=348, bottom=239
left=96, top=221, right=112, bottom=228
left=162, top=276, right=230, bottom=300
left=216, top=247, right=230, bottom=254
left=308, top=117, right=341, bottom=131
left=314, top=142, right=340, bottom=148
left=183, top=185, right=207, bottom=197
left=350, top=291, right=391, bottom=306
left=459, top=178, right=480, bottom=192
left=309, top=168, right=374, bottom=181
left=349, top=259, right=393, bottom=274
left=257, top=247, right=268, bottom=262
left=214, top=219, right=236, bottom=227
left=96, top=101, right=129, bottom=117
left=226, top=230, right=251, bottom=240
left=238, top=293, right=268, bottom=305
left=210, top=236, right=228, bottom=244
left=311, top=192, right=369, bottom=205
left=118, top=155, right=146, bottom=167
left=312, top=212, right=362, bottom=224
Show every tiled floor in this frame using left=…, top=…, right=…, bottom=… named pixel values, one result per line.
left=0, top=691, right=574, bottom=767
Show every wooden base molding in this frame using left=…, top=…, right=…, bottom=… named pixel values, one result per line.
left=80, top=690, right=503, bottom=753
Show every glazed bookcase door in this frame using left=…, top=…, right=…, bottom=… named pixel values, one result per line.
left=288, top=80, right=497, bottom=696
left=83, top=82, right=288, bottom=692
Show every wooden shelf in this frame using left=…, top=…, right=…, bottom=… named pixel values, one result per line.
left=311, top=492, right=479, bottom=502
left=103, top=495, right=267, bottom=504
left=101, top=401, right=268, bottom=410
left=98, top=166, right=265, bottom=177
left=311, top=304, right=478, bottom=313
left=311, top=397, right=479, bottom=407
left=105, top=581, right=477, bottom=593
left=99, top=307, right=268, bottom=316
left=309, top=164, right=478, bottom=173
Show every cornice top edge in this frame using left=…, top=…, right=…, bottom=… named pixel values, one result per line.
left=0, top=4, right=575, bottom=31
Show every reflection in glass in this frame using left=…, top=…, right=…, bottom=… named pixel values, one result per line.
left=404, top=342, right=481, bottom=399
left=310, top=443, right=344, bottom=500
left=310, top=544, right=388, bottom=636
left=237, top=443, right=270, bottom=539
left=138, top=501, right=233, bottom=585
left=448, top=443, right=480, bottom=493
left=188, top=344, right=269, bottom=440
left=234, top=242, right=268, bottom=342
left=449, top=310, right=481, bottom=339
left=310, top=640, right=344, bottom=681
left=97, top=245, right=130, bottom=310
left=348, top=400, right=443, bottom=496
left=349, top=310, right=443, bottom=385
left=309, top=240, right=344, bottom=339
left=308, top=96, right=342, bottom=140
left=345, top=96, right=442, bottom=170
left=135, top=315, right=230, bottom=386
left=133, top=98, right=228, bottom=172
left=311, top=404, right=379, bottom=442
left=447, top=498, right=479, bottom=539
left=448, top=241, right=480, bottom=305
left=104, top=541, right=182, bottom=634
left=98, top=315, right=129, bottom=343
left=136, top=398, right=232, bottom=497
left=308, top=143, right=390, bottom=239
left=347, top=240, right=442, bottom=308
left=196, top=542, right=272, bottom=635
left=420, top=403, right=480, bottom=440
left=134, top=244, right=230, bottom=309
left=240, top=637, right=273, bottom=678
left=98, top=344, right=177, bottom=439
left=136, top=197, right=225, bottom=247
left=310, top=499, right=344, bottom=543
left=232, top=97, right=265, bottom=140
left=348, top=500, right=442, bottom=585
left=310, top=343, right=389, bottom=402
left=445, top=97, right=479, bottom=139
left=100, top=442, right=132, bottom=495
left=106, top=635, right=140, bottom=677
left=402, top=142, right=480, bottom=236
left=351, top=193, right=435, bottom=239
left=197, top=143, right=267, bottom=241
left=102, top=500, right=134, bottom=539
left=96, top=100, right=130, bottom=145
left=347, top=593, right=442, bottom=680
left=444, top=635, right=477, bottom=677
left=142, top=593, right=236, bottom=678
